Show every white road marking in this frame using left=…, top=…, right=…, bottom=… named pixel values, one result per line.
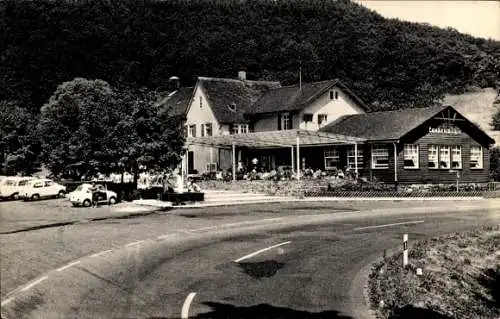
left=190, top=218, right=285, bottom=233
left=354, top=220, right=425, bottom=231
left=20, top=276, right=48, bottom=292
left=181, top=292, right=197, bottom=319
left=235, top=241, right=292, bottom=263
left=126, top=240, right=145, bottom=247
left=90, top=249, right=112, bottom=258
left=1, top=296, right=14, bottom=306
left=157, top=234, right=173, bottom=240
left=56, top=260, right=81, bottom=272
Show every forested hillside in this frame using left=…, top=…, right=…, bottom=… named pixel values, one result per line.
left=1, top=0, right=499, bottom=115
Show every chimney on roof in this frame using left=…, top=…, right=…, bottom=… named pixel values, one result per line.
left=237, top=67, right=246, bottom=81
left=168, top=76, right=180, bottom=90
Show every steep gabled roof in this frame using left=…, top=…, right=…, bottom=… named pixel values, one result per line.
left=320, top=105, right=496, bottom=145
left=157, top=86, right=194, bottom=116
left=249, top=79, right=368, bottom=115
left=198, top=77, right=280, bottom=124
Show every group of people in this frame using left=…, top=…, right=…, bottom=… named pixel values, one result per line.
left=212, top=165, right=353, bottom=181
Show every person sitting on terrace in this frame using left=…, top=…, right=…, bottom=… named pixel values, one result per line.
left=313, top=168, right=322, bottom=179
left=336, top=168, right=345, bottom=179
left=187, top=179, right=201, bottom=192
left=304, top=167, right=313, bottom=177
left=215, top=170, right=224, bottom=180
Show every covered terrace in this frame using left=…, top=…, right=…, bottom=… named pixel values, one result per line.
left=185, top=129, right=366, bottom=181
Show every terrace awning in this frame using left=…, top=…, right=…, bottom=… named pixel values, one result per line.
left=184, top=129, right=365, bottom=181
left=186, top=129, right=365, bottom=149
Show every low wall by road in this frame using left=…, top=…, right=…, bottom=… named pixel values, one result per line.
left=198, top=180, right=500, bottom=198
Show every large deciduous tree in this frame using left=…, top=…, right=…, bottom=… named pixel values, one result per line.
left=109, top=87, right=186, bottom=184
left=38, top=78, right=118, bottom=177
left=37, top=78, right=185, bottom=180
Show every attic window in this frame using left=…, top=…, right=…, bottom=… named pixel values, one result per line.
left=228, top=102, right=236, bottom=112
left=199, top=96, right=203, bottom=108
left=330, top=90, right=339, bottom=100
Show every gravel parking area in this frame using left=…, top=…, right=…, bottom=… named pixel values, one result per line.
left=0, top=199, right=158, bottom=233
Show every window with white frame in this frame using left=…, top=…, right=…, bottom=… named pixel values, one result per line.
left=199, top=96, right=203, bottom=108
left=347, top=147, right=363, bottom=170
left=200, top=124, right=205, bottom=137
left=205, top=123, right=212, bottom=136
left=324, top=147, right=340, bottom=170
left=371, top=145, right=389, bottom=169
left=428, top=145, right=439, bottom=169
left=281, top=113, right=291, bottom=130
left=470, top=146, right=483, bottom=169
left=318, top=114, right=328, bottom=126
left=451, top=146, right=462, bottom=169
left=231, top=124, right=249, bottom=135
left=439, top=145, right=451, bottom=169
left=403, top=144, right=419, bottom=169
left=188, top=124, right=196, bottom=137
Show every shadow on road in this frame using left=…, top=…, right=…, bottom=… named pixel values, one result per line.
left=238, top=260, right=285, bottom=279
left=388, top=305, right=453, bottom=319
left=192, top=302, right=353, bottom=318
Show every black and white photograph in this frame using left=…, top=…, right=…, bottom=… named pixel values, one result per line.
left=1, top=0, right=499, bottom=318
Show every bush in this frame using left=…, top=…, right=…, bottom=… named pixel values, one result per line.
left=490, top=146, right=500, bottom=182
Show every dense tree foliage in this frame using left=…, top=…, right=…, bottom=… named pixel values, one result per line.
left=490, top=147, right=500, bottom=182
left=492, top=110, right=500, bottom=131
left=1, top=0, right=499, bottom=115
left=107, top=87, right=186, bottom=183
left=0, top=100, right=40, bottom=175
left=37, top=78, right=185, bottom=179
left=37, top=78, right=118, bottom=177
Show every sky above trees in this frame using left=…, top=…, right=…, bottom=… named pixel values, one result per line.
left=356, top=1, right=500, bottom=41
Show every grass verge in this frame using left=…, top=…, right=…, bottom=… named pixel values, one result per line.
left=368, top=225, right=500, bottom=319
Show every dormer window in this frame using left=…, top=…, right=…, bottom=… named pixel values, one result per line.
left=330, top=90, right=339, bottom=100
left=228, top=102, right=236, bottom=112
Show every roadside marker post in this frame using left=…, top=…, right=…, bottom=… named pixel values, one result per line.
left=403, top=234, right=408, bottom=268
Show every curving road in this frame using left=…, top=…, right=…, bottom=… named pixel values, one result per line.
left=1, top=200, right=499, bottom=319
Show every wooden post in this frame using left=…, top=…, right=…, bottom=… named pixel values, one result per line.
left=354, top=142, right=359, bottom=179
left=186, top=150, right=189, bottom=176
left=291, top=146, right=295, bottom=173
left=296, top=136, right=301, bottom=180
left=232, top=142, right=236, bottom=181
left=393, top=142, right=398, bottom=182
left=181, top=153, right=186, bottom=186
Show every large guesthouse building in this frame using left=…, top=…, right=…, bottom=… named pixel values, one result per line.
left=159, top=71, right=495, bottom=184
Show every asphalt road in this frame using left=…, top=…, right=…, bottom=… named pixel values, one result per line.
left=1, top=200, right=499, bottom=319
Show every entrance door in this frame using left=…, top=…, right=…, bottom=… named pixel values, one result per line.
left=188, top=151, right=194, bottom=174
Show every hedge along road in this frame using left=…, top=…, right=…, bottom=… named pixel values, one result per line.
left=1, top=201, right=500, bottom=319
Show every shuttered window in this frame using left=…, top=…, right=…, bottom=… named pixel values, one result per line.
left=439, top=146, right=451, bottom=169
left=371, top=145, right=389, bottom=169
left=404, top=144, right=419, bottom=169
left=428, top=145, right=439, bottom=169
left=347, top=147, right=363, bottom=170
left=324, top=147, right=339, bottom=170
left=470, top=146, right=483, bottom=169
left=451, top=146, right=462, bottom=169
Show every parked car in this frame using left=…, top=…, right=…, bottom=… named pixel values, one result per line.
left=0, top=177, right=35, bottom=200
left=23, top=179, right=66, bottom=201
left=69, top=183, right=118, bottom=207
